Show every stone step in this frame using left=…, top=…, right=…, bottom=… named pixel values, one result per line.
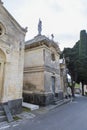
left=52, top=98, right=64, bottom=105
left=0, top=116, right=7, bottom=122
left=55, top=99, right=64, bottom=105
left=0, top=104, right=14, bottom=123
left=54, top=98, right=60, bottom=102
left=0, top=105, right=8, bottom=123
left=0, top=108, right=7, bottom=123
left=42, top=99, right=71, bottom=112
left=22, top=102, right=39, bottom=111
left=0, top=110, right=5, bottom=116
left=0, top=106, right=3, bottom=111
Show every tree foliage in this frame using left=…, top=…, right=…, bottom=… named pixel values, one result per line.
left=61, top=30, right=87, bottom=96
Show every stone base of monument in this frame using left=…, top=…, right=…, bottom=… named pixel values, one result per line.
left=22, top=102, right=39, bottom=111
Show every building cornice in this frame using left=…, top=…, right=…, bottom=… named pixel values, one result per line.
left=24, top=65, right=59, bottom=74
left=0, top=3, right=27, bottom=35
left=25, top=35, right=60, bottom=54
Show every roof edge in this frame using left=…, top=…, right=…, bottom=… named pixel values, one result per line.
left=1, top=3, right=27, bottom=34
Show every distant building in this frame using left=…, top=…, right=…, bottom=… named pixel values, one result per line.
left=0, top=1, right=26, bottom=114
left=23, top=35, right=63, bottom=105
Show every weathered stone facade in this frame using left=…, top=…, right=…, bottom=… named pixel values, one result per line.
left=23, top=35, right=63, bottom=106
left=0, top=2, right=26, bottom=114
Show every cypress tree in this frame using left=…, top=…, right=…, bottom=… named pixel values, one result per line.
left=61, top=30, right=87, bottom=96
left=79, top=30, right=87, bottom=57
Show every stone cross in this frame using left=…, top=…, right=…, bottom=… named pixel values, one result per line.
left=38, top=19, right=42, bottom=35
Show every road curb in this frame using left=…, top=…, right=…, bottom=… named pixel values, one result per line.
left=36, top=98, right=71, bottom=113
left=45, top=99, right=71, bottom=111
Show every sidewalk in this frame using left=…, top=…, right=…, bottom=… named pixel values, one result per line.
left=33, top=98, right=71, bottom=115
left=0, top=98, right=71, bottom=129
left=0, top=112, right=36, bottom=130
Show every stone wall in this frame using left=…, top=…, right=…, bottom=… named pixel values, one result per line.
left=23, top=93, right=54, bottom=106
left=23, top=71, right=44, bottom=92
left=24, top=47, right=44, bottom=68
left=0, top=3, right=26, bottom=113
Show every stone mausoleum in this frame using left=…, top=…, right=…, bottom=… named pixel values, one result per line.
left=0, top=1, right=26, bottom=114
left=23, top=20, right=63, bottom=105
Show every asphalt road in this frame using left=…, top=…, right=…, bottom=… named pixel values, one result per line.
left=6, top=95, right=87, bottom=130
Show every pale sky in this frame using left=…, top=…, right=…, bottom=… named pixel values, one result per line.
left=3, top=0, right=87, bottom=50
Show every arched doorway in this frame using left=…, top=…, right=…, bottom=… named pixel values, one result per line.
left=0, top=49, right=6, bottom=101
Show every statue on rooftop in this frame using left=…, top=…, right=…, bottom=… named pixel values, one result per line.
left=38, top=19, right=42, bottom=35
left=51, top=34, right=54, bottom=41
